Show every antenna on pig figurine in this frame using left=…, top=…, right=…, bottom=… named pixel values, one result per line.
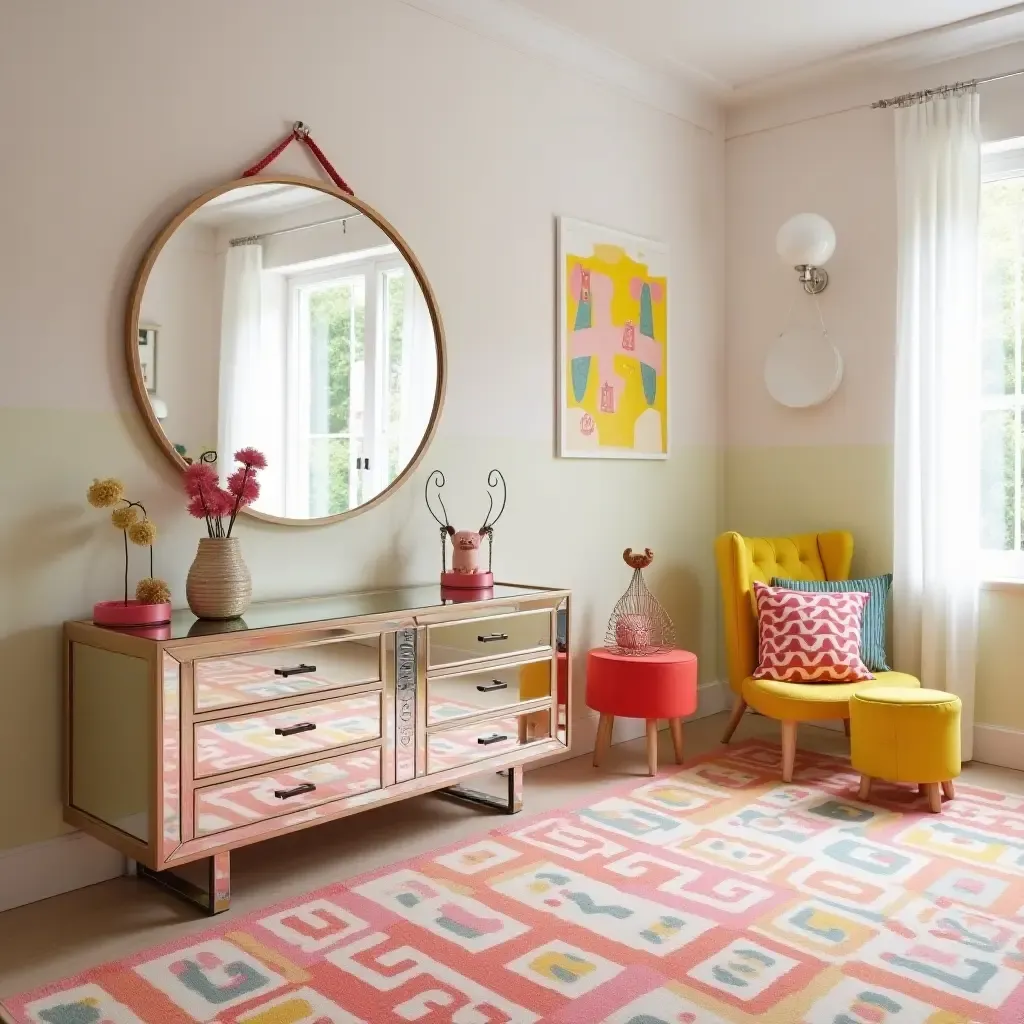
left=425, top=468, right=507, bottom=596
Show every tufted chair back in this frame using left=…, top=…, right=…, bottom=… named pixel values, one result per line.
left=715, top=531, right=854, bottom=695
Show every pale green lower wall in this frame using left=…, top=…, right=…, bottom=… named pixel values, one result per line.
left=725, top=444, right=1024, bottom=733
left=0, top=408, right=721, bottom=851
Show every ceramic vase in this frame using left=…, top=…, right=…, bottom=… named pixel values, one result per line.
left=185, top=537, right=252, bottom=620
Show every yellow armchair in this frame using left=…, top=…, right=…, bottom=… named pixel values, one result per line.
left=715, top=531, right=920, bottom=780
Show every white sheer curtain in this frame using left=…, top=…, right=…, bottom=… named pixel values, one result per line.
left=893, top=90, right=981, bottom=759
left=398, top=275, right=437, bottom=467
left=218, top=239, right=282, bottom=512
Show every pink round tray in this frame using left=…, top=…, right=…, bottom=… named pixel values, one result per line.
left=93, top=600, right=172, bottom=627
left=440, top=570, right=494, bottom=590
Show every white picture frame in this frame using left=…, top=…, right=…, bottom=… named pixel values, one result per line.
left=138, top=324, right=159, bottom=394
left=557, top=217, right=669, bottom=459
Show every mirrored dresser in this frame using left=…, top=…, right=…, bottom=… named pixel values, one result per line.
left=64, top=583, right=570, bottom=913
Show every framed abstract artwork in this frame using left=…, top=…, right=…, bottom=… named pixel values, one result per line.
left=557, top=217, right=669, bottom=459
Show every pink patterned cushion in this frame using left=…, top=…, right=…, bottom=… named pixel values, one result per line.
left=753, top=582, right=874, bottom=683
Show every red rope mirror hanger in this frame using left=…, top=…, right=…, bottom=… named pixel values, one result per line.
left=242, top=120, right=353, bottom=196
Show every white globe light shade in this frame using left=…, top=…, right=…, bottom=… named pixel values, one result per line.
left=776, top=213, right=836, bottom=266
left=149, top=395, right=168, bottom=421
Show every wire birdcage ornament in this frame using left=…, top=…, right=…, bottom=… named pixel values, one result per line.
left=605, top=548, right=675, bottom=656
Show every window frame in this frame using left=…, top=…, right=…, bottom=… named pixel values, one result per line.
left=981, top=140, right=1024, bottom=580
left=281, top=249, right=411, bottom=519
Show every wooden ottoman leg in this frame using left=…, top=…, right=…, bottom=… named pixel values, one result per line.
left=669, top=718, right=684, bottom=765
left=646, top=719, right=658, bottom=776
left=593, top=714, right=614, bottom=767
left=923, top=782, right=942, bottom=813
left=722, top=696, right=747, bottom=744
left=781, top=721, right=797, bottom=782
left=942, top=780, right=956, bottom=800
left=857, top=776, right=872, bottom=801
left=843, top=719, right=850, bottom=737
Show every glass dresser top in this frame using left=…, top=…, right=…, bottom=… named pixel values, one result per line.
left=89, top=583, right=561, bottom=641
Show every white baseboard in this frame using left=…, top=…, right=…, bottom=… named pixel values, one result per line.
left=973, top=723, right=1024, bottom=771
left=0, top=830, right=125, bottom=913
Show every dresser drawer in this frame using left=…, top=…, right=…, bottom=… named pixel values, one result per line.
left=193, top=636, right=381, bottom=712
left=194, top=747, right=382, bottom=837
left=427, top=610, right=552, bottom=669
left=426, top=659, right=552, bottom=726
left=194, top=693, right=381, bottom=779
left=426, top=711, right=551, bottom=774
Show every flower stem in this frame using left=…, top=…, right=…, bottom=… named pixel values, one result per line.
left=123, top=529, right=128, bottom=604
left=226, top=465, right=250, bottom=538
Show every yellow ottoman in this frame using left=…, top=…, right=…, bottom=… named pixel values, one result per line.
left=849, top=687, right=961, bottom=813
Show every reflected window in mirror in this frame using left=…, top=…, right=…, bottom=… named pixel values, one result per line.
left=133, top=180, right=442, bottom=524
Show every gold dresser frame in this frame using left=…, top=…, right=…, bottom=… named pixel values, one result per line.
left=64, top=583, right=570, bottom=914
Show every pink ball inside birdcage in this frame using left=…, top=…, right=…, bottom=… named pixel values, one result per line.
left=615, top=614, right=653, bottom=651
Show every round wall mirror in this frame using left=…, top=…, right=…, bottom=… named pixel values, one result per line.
left=127, top=175, right=445, bottom=525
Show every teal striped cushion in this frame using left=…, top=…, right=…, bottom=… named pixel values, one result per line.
left=770, top=573, right=892, bottom=672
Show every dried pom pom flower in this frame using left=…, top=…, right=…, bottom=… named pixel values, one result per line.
left=183, top=462, right=218, bottom=497
left=227, top=467, right=260, bottom=503
left=211, top=487, right=235, bottom=517
left=135, top=577, right=171, bottom=604
left=234, top=447, right=267, bottom=470
left=110, top=505, right=139, bottom=530
left=186, top=495, right=209, bottom=519
left=127, top=519, right=157, bottom=546
left=87, top=478, right=124, bottom=508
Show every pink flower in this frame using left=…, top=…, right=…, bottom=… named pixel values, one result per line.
left=210, top=487, right=235, bottom=517
left=227, top=467, right=260, bottom=503
left=234, top=447, right=267, bottom=470
left=183, top=462, right=217, bottom=498
left=186, top=495, right=208, bottom=519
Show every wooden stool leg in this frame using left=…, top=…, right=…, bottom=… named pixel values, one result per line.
left=669, top=718, right=685, bottom=765
left=518, top=716, right=528, bottom=745
left=942, top=780, right=956, bottom=800
left=722, top=696, right=747, bottom=743
left=923, top=782, right=942, bottom=813
left=780, top=721, right=797, bottom=782
left=646, top=719, right=658, bottom=777
left=857, top=776, right=872, bottom=801
left=843, top=719, right=850, bottom=737
left=593, top=714, right=613, bottom=767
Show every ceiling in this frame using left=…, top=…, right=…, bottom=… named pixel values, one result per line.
left=511, top=0, right=1020, bottom=94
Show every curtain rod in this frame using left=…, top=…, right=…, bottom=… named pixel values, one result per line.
left=230, top=211, right=364, bottom=246
left=873, top=67, right=1024, bottom=109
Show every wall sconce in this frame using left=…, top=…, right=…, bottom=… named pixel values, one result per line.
left=776, top=213, right=835, bottom=295
left=150, top=395, right=168, bottom=421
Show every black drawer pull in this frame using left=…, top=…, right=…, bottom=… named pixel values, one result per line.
left=477, top=733, right=508, bottom=745
left=478, top=633, right=509, bottom=643
left=275, top=722, right=316, bottom=737
left=274, top=782, right=317, bottom=799
left=476, top=680, right=508, bottom=693
left=274, top=663, right=316, bottom=678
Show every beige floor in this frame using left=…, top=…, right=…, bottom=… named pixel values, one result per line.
left=1, top=710, right=1022, bottom=1004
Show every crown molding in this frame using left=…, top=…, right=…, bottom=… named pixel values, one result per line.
left=728, top=3, right=1024, bottom=107
left=395, top=0, right=723, bottom=135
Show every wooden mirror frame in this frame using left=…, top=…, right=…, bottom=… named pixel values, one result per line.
left=126, top=174, right=447, bottom=527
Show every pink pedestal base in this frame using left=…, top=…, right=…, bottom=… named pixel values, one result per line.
left=93, top=600, right=172, bottom=628
left=440, top=570, right=494, bottom=590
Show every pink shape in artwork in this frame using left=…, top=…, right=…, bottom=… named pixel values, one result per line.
left=571, top=271, right=663, bottom=414
left=622, top=321, right=635, bottom=351
left=600, top=383, right=615, bottom=414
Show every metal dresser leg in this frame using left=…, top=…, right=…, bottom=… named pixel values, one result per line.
left=440, top=764, right=524, bottom=814
left=137, top=851, right=231, bottom=915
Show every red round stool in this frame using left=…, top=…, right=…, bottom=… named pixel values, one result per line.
left=586, top=648, right=698, bottom=775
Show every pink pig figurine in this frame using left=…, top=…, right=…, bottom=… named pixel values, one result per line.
left=450, top=529, right=485, bottom=574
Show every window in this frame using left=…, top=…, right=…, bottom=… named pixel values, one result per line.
left=981, top=141, right=1024, bottom=575
left=283, top=249, right=418, bottom=519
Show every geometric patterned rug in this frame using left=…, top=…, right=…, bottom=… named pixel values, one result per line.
left=4, top=739, right=1024, bottom=1023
